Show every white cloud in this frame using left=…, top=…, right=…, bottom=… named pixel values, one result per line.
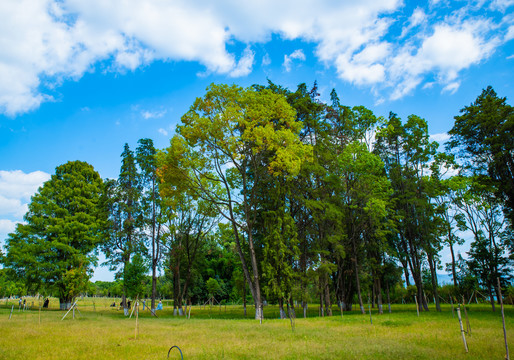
left=491, top=0, right=514, bottom=11
left=230, top=47, right=255, bottom=77
left=158, top=128, right=168, bottom=136
left=429, top=132, right=450, bottom=143
left=0, top=0, right=511, bottom=114
left=505, top=25, right=514, bottom=41
left=0, top=169, right=50, bottom=220
left=0, top=170, right=50, bottom=200
left=442, top=81, right=460, bottom=94
left=262, top=53, right=271, bottom=66
left=141, top=109, right=167, bottom=120
left=0, top=219, right=17, bottom=234
left=283, top=49, right=306, bottom=72
left=400, top=8, right=427, bottom=38
left=388, top=20, right=498, bottom=99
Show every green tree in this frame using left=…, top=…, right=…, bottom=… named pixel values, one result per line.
left=161, top=83, right=311, bottom=319
left=102, top=144, right=145, bottom=314
left=448, top=86, right=514, bottom=226
left=136, top=138, right=163, bottom=311
left=375, top=113, right=439, bottom=312
left=2, top=161, right=105, bottom=309
left=124, top=253, right=148, bottom=300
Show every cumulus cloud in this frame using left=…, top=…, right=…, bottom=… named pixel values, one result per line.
left=230, top=47, right=255, bottom=77
left=0, top=170, right=50, bottom=217
left=389, top=19, right=498, bottom=99
left=0, top=0, right=512, bottom=115
left=158, top=128, right=168, bottom=136
left=0, top=219, right=17, bottom=235
left=283, top=49, right=306, bottom=72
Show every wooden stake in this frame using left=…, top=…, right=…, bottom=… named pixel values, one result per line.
left=135, top=301, right=139, bottom=340
left=414, top=296, right=420, bottom=317
left=462, top=296, right=471, bottom=336
left=9, top=305, right=14, bottom=320
left=498, top=278, right=510, bottom=360
left=457, top=306, right=469, bottom=353
left=61, top=301, right=77, bottom=321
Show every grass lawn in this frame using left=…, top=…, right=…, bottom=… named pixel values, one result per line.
left=0, top=298, right=511, bottom=359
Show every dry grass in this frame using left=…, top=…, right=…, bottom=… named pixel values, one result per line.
left=0, top=298, right=512, bottom=359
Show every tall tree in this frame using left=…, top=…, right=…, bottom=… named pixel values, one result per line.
left=448, top=86, right=514, bottom=226
left=136, top=138, right=163, bottom=311
left=161, top=84, right=311, bottom=319
left=103, top=144, right=145, bottom=315
left=453, top=176, right=512, bottom=310
left=375, top=113, right=438, bottom=312
left=2, top=161, right=106, bottom=309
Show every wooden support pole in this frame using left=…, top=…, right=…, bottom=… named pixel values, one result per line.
left=457, top=306, right=469, bottom=353
left=61, top=301, right=77, bottom=321
left=462, top=296, right=471, bottom=336
left=498, top=278, right=510, bottom=360
left=135, top=301, right=139, bottom=340
left=9, top=305, right=14, bottom=320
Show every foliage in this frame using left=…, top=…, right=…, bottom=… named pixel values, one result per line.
left=2, top=161, right=105, bottom=306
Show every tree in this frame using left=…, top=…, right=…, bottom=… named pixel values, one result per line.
left=124, top=253, right=148, bottom=300
left=160, top=83, right=311, bottom=319
left=453, top=176, right=512, bottom=310
left=136, top=138, right=163, bottom=311
left=102, top=144, right=145, bottom=315
left=2, top=161, right=105, bottom=309
left=448, top=86, right=514, bottom=226
left=375, top=113, right=439, bottom=312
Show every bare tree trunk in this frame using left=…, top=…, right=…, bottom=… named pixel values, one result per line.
left=376, top=278, right=383, bottom=314
left=279, top=298, right=286, bottom=319
left=448, top=234, right=458, bottom=288
left=243, top=276, right=247, bottom=317
left=428, top=253, right=441, bottom=311
left=324, top=275, right=332, bottom=316
left=289, top=297, right=296, bottom=318
left=488, top=284, right=496, bottom=312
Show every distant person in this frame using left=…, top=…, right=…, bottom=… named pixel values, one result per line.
left=110, top=302, right=116, bottom=307
left=43, top=298, right=49, bottom=308
left=143, top=300, right=146, bottom=310
left=127, top=300, right=131, bottom=309
left=18, top=298, right=22, bottom=310
left=157, top=300, right=163, bottom=310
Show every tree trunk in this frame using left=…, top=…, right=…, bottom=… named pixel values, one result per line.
left=289, top=298, right=296, bottom=318
left=448, top=233, right=459, bottom=289
left=324, top=275, right=332, bottom=316
left=278, top=298, right=286, bottom=319
left=427, top=252, right=441, bottom=311
left=376, top=278, right=383, bottom=315
left=352, top=239, right=365, bottom=314
left=488, top=284, right=496, bottom=312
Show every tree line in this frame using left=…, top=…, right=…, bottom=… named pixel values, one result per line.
left=1, top=82, right=512, bottom=317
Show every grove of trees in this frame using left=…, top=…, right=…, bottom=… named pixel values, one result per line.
left=1, top=82, right=512, bottom=316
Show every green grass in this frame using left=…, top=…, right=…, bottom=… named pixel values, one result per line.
left=0, top=298, right=512, bottom=359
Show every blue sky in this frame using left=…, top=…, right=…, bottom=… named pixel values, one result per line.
left=1, top=0, right=513, bottom=281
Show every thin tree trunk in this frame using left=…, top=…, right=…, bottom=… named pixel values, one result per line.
left=352, top=237, right=365, bottom=314
left=488, top=284, right=496, bottom=312
left=428, top=253, right=441, bottom=311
